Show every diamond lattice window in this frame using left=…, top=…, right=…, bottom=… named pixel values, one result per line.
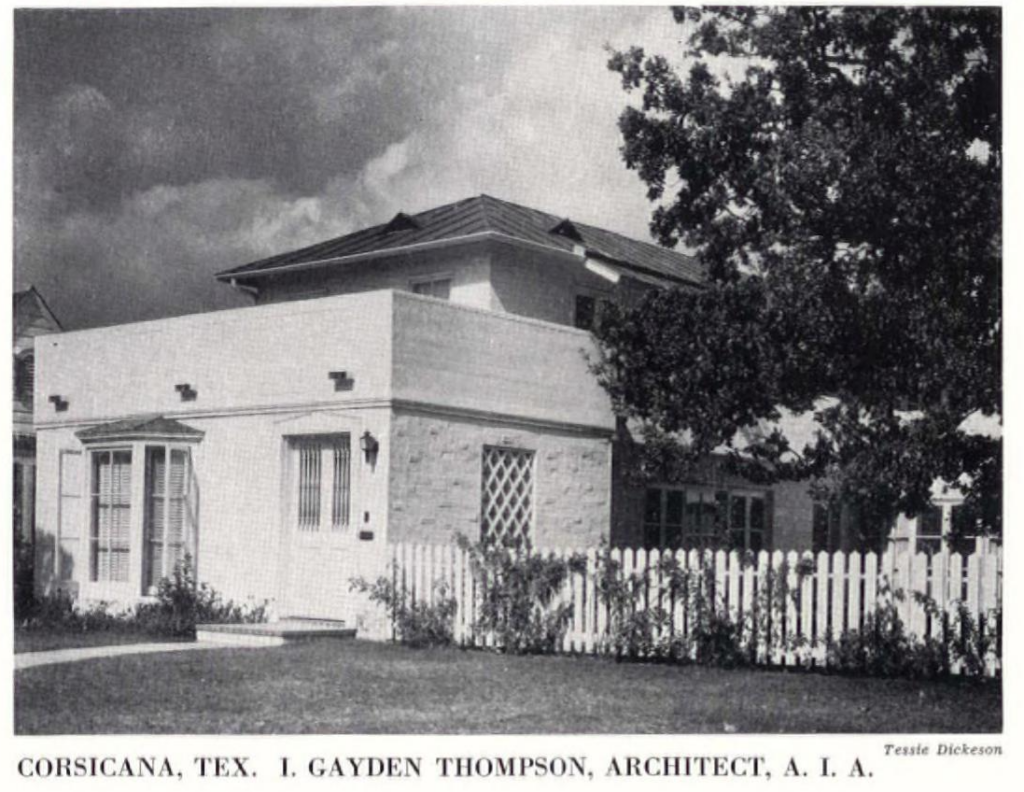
left=481, top=446, right=535, bottom=546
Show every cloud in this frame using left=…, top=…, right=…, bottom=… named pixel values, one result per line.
left=15, top=6, right=697, bottom=329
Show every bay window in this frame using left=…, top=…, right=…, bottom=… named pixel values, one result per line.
left=76, top=416, right=203, bottom=597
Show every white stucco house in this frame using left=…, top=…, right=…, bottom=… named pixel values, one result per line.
left=31, top=195, right=972, bottom=624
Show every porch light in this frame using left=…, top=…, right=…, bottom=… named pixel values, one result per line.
left=359, top=430, right=379, bottom=464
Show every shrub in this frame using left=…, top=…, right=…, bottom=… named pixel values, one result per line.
left=134, top=555, right=270, bottom=638
left=461, top=536, right=586, bottom=654
left=350, top=571, right=456, bottom=648
left=13, top=528, right=35, bottom=623
left=17, top=556, right=268, bottom=639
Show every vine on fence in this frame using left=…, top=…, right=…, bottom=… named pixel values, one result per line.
left=350, top=569, right=457, bottom=648
left=458, top=535, right=587, bottom=654
left=362, top=542, right=1001, bottom=679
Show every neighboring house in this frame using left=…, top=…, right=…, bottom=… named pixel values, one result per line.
left=30, top=195, right=972, bottom=623
left=13, top=286, right=63, bottom=548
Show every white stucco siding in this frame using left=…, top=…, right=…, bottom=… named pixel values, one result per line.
left=255, top=245, right=496, bottom=312
left=33, top=291, right=395, bottom=425
left=489, top=244, right=617, bottom=326
left=33, top=406, right=393, bottom=621
left=391, top=291, right=614, bottom=432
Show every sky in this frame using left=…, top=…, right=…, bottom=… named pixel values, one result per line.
left=13, top=6, right=702, bottom=330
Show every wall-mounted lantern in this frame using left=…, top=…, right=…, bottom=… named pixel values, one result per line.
left=48, top=394, right=69, bottom=412
left=359, top=430, right=379, bottom=466
left=328, top=371, right=355, bottom=392
left=175, top=383, right=197, bottom=402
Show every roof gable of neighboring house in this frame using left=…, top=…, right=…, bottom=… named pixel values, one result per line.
left=14, top=286, right=63, bottom=354
left=217, top=194, right=705, bottom=289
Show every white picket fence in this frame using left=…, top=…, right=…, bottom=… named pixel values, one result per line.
left=384, top=541, right=1002, bottom=676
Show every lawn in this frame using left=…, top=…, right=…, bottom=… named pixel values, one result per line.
left=14, top=628, right=190, bottom=654
left=15, top=639, right=1001, bottom=734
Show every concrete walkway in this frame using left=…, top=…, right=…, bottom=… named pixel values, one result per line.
left=15, top=641, right=233, bottom=670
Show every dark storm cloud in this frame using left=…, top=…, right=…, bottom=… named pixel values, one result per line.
left=14, top=6, right=685, bottom=330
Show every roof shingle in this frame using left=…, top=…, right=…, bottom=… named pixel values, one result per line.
left=217, top=194, right=703, bottom=286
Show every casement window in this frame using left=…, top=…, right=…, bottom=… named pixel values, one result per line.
left=292, top=435, right=352, bottom=532
left=143, top=447, right=192, bottom=592
left=76, top=417, right=203, bottom=596
left=411, top=277, right=452, bottom=300
left=481, top=446, right=535, bottom=546
left=643, top=486, right=769, bottom=551
left=89, top=449, right=133, bottom=582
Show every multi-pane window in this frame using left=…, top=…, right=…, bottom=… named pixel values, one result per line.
left=643, top=486, right=768, bottom=551
left=917, top=505, right=944, bottom=554
left=411, top=277, right=451, bottom=300
left=481, top=446, right=535, bottom=546
left=90, top=449, right=132, bottom=582
left=294, top=435, right=351, bottom=532
left=144, top=447, right=190, bottom=592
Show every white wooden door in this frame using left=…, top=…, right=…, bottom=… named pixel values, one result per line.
left=282, top=434, right=353, bottom=619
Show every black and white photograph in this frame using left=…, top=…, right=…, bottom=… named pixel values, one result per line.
left=6, top=0, right=1008, bottom=767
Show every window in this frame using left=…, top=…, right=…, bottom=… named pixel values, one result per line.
left=481, top=446, right=535, bottom=546
left=812, top=501, right=842, bottom=554
left=411, top=277, right=451, bottom=300
left=644, top=488, right=685, bottom=548
left=90, top=449, right=132, bottom=582
left=643, top=486, right=768, bottom=551
left=293, top=435, right=352, bottom=532
left=574, top=294, right=611, bottom=331
left=917, top=505, right=943, bottom=554
left=144, top=447, right=191, bottom=592
left=14, top=352, right=34, bottom=404
left=730, top=492, right=766, bottom=552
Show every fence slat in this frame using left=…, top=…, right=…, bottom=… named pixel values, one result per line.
left=376, top=542, right=1000, bottom=678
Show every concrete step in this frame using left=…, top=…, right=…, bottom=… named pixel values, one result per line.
left=196, top=619, right=357, bottom=647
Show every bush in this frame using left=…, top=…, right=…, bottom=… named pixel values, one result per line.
left=350, top=572, right=456, bottom=648
left=13, top=528, right=35, bottom=623
left=461, top=536, right=586, bottom=654
left=17, top=555, right=268, bottom=639
left=133, top=555, right=270, bottom=637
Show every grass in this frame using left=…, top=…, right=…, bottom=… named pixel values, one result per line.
left=14, top=628, right=191, bottom=654
left=15, top=639, right=1001, bottom=734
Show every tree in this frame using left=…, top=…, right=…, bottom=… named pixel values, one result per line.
left=599, top=6, right=1000, bottom=541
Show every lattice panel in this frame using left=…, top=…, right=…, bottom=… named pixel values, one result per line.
left=481, top=446, right=535, bottom=546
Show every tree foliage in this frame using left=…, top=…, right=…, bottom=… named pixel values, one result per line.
left=600, top=6, right=1000, bottom=538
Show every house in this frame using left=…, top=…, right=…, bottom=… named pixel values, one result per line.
left=13, top=287, right=63, bottom=548
left=30, top=195, right=968, bottom=624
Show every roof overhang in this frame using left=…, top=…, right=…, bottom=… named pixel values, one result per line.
left=76, top=416, right=205, bottom=445
left=218, top=230, right=701, bottom=290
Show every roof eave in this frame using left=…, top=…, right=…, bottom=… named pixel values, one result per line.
left=218, top=230, right=702, bottom=289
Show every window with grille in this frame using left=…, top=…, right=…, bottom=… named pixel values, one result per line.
left=481, top=446, right=535, bottom=546
left=90, top=449, right=132, bottom=582
left=144, top=447, right=190, bottom=592
left=294, top=435, right=351, bottom=531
